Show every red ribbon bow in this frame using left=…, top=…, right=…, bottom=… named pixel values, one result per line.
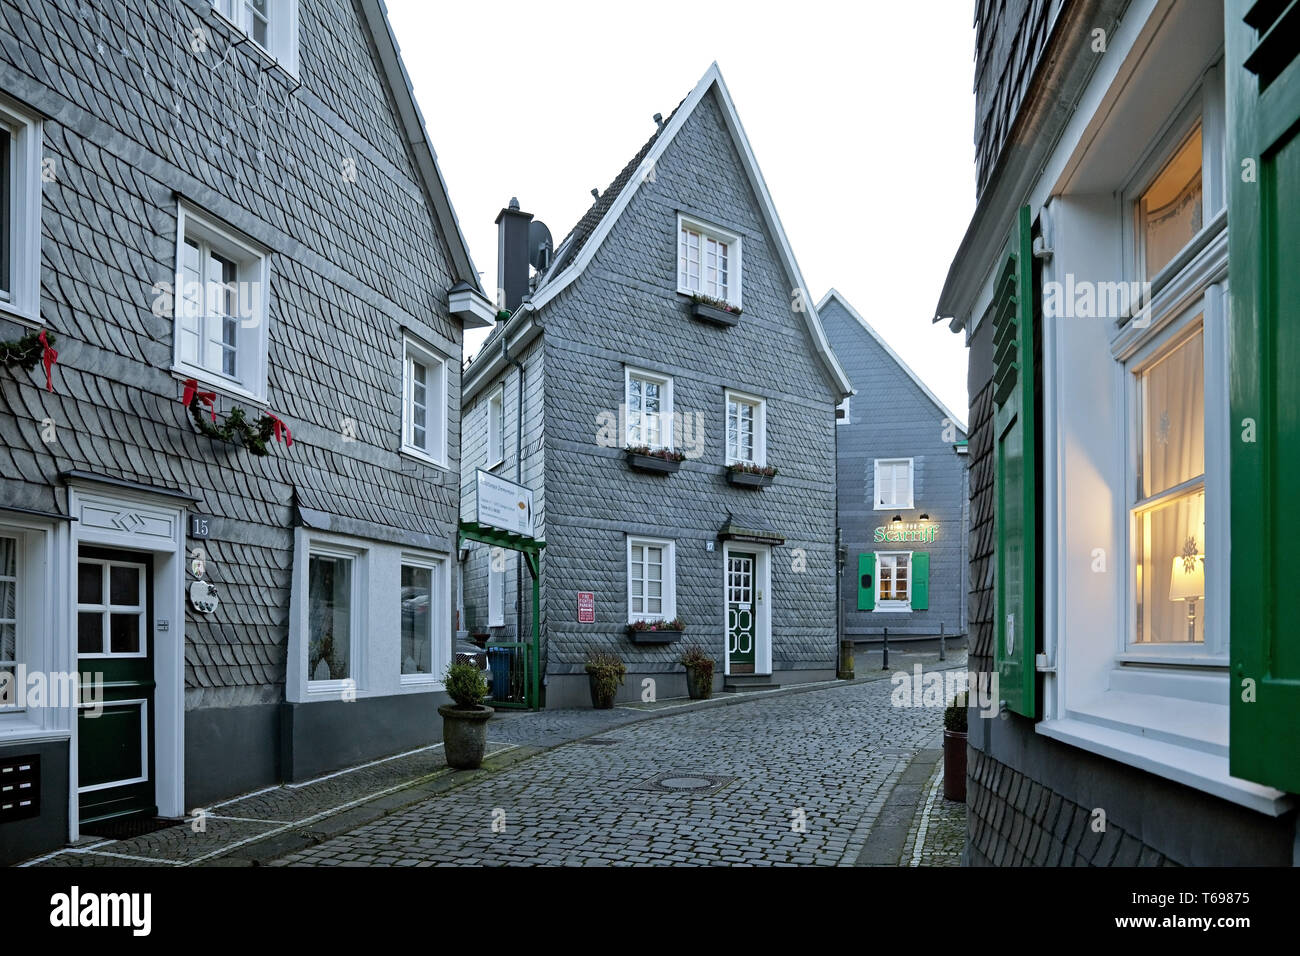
left=267, top=413, right=292, bottom=447
left=181, top=378, right=217, bottom=422
left=38, top=331, right=56, bottom=392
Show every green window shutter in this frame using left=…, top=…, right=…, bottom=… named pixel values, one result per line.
left=992, top=205, right=1037, bottom=719
left=857, top=553, right=875, bottom=611
left=1226, top=0, right=1300, bottom=793
left=910, top=552, right=929, bottom=610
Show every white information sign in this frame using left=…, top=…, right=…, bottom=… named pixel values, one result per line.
left=476, top=469, right=535, bottom=537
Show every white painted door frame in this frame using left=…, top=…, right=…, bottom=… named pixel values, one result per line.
left=721, top=542, right=772, bottom=676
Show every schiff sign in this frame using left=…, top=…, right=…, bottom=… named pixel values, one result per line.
left=476, top=469, right=535, bottom=538
left=874, top=524, right=938, bottom=544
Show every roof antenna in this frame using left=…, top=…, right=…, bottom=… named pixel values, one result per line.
left=653, top=112, right=664, bottom=129
left=591, top=187, right=600, bottom=200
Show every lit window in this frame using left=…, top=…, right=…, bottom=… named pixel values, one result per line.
left=307, top=553, right=353, bottom=683
left=1139, top=125, right=1202, bottom=281
left=626, top=368, right=673, bottom=450
left=628, top=537, right=675, bottom=622
left=874, top=458, right=914, bottom=509
left=877, top=552, right=911, bottom=607
left=725, top=390, right=765, bottom=465
left=403, top=338, right=448, bottom=465
left=677, top=215, right=741, bottom=307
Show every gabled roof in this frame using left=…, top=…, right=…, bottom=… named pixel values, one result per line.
left=357, top=0, right=489, bottom=308
left=818, top=289, right=967, bottom=433
left=469, top=63, right=851, bottom=398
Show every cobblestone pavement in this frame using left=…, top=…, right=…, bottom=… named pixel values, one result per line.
left=901, top=760, right=966, bottom=866
left=272, top=657, right=967, bottom=867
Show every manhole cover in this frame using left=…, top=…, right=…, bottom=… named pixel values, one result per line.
left=636, top=772, right=737, bottom=795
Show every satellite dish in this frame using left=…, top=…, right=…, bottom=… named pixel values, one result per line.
left=528, top=220, right=553, bottom=273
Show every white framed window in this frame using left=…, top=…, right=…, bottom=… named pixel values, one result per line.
left=0, top=536, right=17, bottom=709
left=876, top=552, right=911, bottom=610
left=0, top=95, right=42, bottom=323
left=677, top=214, right=741, bottom=307
left=836, top=397, right=851, bottom=425
left=874, top=458, right=914, bottom=510
left=487, top=548, right=504, bottom=628
left=488, top=385, right=505, bottom=468
left=173, top=203, right=270, bottom=403
left=627, top=536, right=675, bottom=623
left=625, top=367, right=673, bottom=450
left=400, top=557, right=446, bottom=681
left=75, top=558, right=147, bottom=659
left=209, top=0, right=300, bottom=74
left=402, top=337, right=449, bottom=467
left=724, top=389, right=766, bottom=465
left=306, top=548, right=359, bottom=689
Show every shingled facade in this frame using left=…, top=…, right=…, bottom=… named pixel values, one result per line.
left=938, top=0, right=1299, bottom=865
left=0, top=0, right=493, bottom=863
left=460, top=65, right=852, bottom=707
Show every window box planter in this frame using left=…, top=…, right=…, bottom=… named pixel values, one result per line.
left=726, top=464, right=777, bottom=488
left=690, top=299, right=740, bottom=327
left=627, top=619, right=686, bottom=645
left=625, top=447, right=684, bottom=474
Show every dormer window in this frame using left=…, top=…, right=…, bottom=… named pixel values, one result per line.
left=677, top=214, right=741, bottom=307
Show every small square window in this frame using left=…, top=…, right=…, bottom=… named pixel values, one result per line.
left=403, top=338, right=448, bottom=466
left=677, top=215, right=741, bottom=307
left=874, top=458, right=914, bottom=510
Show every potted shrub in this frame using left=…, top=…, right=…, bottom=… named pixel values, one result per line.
left=688, top=293, right=742, bottom=327
left=726, top=462, right=777, bottom=488
left=625, top=444, right=686, bottom=474
left=680, top=645, right=715, bottom=700
left=943, top=695, right=968, bottom=802
left=626, top=617, right=686, bottom=644
left=585, top=650, right=626, bottom=708
left=437, top=661, right=493, bottom=770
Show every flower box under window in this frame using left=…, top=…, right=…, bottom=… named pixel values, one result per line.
left=625, top=446, right=684, bottom=474
left=689, top=295, right=741, bottom=327
left=626, top=619, right=685, bottom=645
left=726, top=463, right=776, bottom=488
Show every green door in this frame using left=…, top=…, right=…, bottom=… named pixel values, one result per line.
left=1226, top=0, right=1300, bottom=792
left=76, top=548, right=156, bottom=824
left=727, top=551, right=756, bottom=674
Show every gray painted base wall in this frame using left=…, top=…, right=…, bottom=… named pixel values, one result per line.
left=279, top=692, right=449, bottom=783
left=0, top=739, right=69, bottom=866
left=185, top=704, right=280, bottom=809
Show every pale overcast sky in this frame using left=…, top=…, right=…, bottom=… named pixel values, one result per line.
left=385, top=0, right=976, bottom=422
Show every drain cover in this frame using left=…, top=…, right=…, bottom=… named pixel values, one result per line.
left=637, top=771, right=736, bottom=795
left=657, top=776, right=715, bottom=790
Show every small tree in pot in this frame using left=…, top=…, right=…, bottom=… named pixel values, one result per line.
left=438, top=661, right=493, bottom=769
left=679, top=646, right=715, bottom=700
left=585, top=650, right=626, bottom=709
left=942, top=694, right=968, bottom=802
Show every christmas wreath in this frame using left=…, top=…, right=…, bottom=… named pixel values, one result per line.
left=180, top=379, right=292, bottom=456
left=0, top=329, right=58, bottom=391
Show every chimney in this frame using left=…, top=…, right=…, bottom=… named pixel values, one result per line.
left=496, top=197, right=533, bottom=314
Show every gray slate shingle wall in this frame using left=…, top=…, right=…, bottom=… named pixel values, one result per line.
left=1, top=0, right=462, bottom=707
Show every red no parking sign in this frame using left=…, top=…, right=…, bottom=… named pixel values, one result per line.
left=577, top=591, right=595, bottom=623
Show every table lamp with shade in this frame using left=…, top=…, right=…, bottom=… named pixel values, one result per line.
left=1169, top=554, right=1205, bottom=642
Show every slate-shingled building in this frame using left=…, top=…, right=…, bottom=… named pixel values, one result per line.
left=0, top=0, right=493, bottom=863
left=460, top=64, right=852, bottom=707
left=937, top=0, right=1298, bottom=865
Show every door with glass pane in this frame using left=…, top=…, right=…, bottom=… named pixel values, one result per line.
left=727, top=552, right=756, bottom=674
left=76, top=547, right=156, bottom=823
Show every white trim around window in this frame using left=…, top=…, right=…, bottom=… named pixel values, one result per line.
left=0, top=520, right=70, bottom=740
left=399, top=554, right=448, bottom=685
left=724, top=388, right=766, bottom=466
left=487, top=547, right=505, bottom=628
left=873, top=458, right=914, bottom=510
left=487, top=385, right=505, bottom=469
left=677, top=213, right=742, bottom=308
left=0, top=95, right=43, bottom=324
left=303, top=543, right=363, bottom=696
left=626, top=536, right=675, bottom=624
left=875, top=551, right=912, bottom=612
left=209, top=0, right=300, bottom=76
left=625, top=367, right=674, bottom=451
left=402, top=336, right=449, bottom=468
left=172, top=202, right=271, bottom=404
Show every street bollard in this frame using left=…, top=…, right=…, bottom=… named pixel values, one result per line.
left=838, top=639, right=855, bottom=680
left=939, top=622, right=946, bottom=661
left=881, top=626, right=889, bottom=671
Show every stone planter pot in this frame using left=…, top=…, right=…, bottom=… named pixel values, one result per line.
left=626, top=451, right=681, bottom=474
left=726, top=469, right=774, bottom=488
left=627, top=627, right=684, bottom=645
left=943, top=728, right=967, bottom=802
left=588, top=673, right=620, bottom=709
left=685, top=666, right=714, bottom=700
left=438, top=703, right=494, bottom=770
left=690, top=300, right=740, bottom=327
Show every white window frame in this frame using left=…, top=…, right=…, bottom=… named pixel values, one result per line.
left=304, top=544, right=363, bottom=695
left=399, top=554, right=447, bottom=685
left=873, top=458, right=914, bottom=510
left=626, top=536, right=676, bottom=624
left=836, top=397, right=851, bottom=425
left=875, top=551, right=912, bottom=612
left=487, top=385, right=505, bottom=469
left=172, top=202, right=270, bottom=404
left=0, top=95, right=42, bottom=324
left=677, top=213, right=742, bottom=308
left=487, top=547, right=505, bottom=628
left=724, top=389, right=766, bottom=466
left=0, top=521, right=66, bottom=737
left=625, top=367, right=674, bottom=451
left=402, top=336, right=449, bottom=468
left=209, top=0, right=300, bottom=76
left=75, top=557, right=148, bottom=660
